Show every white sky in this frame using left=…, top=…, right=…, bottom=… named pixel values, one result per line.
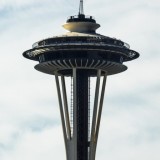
left=0, top=0, right=160, bottom=160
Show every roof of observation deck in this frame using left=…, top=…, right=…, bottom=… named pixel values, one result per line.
left=67, top=14, right=96, bottom=23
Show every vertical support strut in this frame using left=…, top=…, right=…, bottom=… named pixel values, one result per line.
left=89, top=70, right=107, bottom=160
left=61, top=76, right=71, bottom=140
left=55, top=73, right=67, bottom=149
left=55, top=69, right=107, bottom=160
left=76, top=69, right=89, bottom=160
left=90, top=70, right=101, bottom=142
left=89, top=70, right=101, bottom=160
left=95, top=73, right=107, bottom=145
left=73, top=68, right=78, bottom=160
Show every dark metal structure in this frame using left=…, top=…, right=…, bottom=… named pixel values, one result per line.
left=23, top=1, right=139, bottom=160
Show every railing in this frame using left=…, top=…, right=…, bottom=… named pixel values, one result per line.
left=67, top=15, right=95, bottom=21
left=32, top=37, right=130, bottom=49
left=67, top=15, right=96, bottom=23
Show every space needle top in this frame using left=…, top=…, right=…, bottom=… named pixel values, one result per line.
left=23, top=0, right=139, bottom=75
left=63, top=0, right=100, bottom=33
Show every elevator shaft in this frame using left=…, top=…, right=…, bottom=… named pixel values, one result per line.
left=76, top=69, right=89, bottom=160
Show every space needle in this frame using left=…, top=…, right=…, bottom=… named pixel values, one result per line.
left=23, top=0, right=139, bottom=160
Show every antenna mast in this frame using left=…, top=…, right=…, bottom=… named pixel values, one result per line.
left=79, top=0, right=84, bottom=15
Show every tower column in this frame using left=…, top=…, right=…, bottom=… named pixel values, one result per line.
left=76, top=69, right=89, bottom=160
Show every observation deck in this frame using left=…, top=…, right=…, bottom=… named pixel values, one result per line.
left=23, top=14, right=139, bottom=76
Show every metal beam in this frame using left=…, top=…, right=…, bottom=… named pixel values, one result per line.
left=55, top=73, right=67, bottom=148
left=61, top=76, right=71, bottom=140
left=89, top=69, right=101, bottom=160
left=73, top=68, right=78, bottom=160
left=95, top=73, right=107, bottom=146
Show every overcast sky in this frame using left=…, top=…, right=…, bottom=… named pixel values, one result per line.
left=0, top=0, right=160, bottom=160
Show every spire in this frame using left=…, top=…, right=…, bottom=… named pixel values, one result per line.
left=79, top=0, right=84, bottom=15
